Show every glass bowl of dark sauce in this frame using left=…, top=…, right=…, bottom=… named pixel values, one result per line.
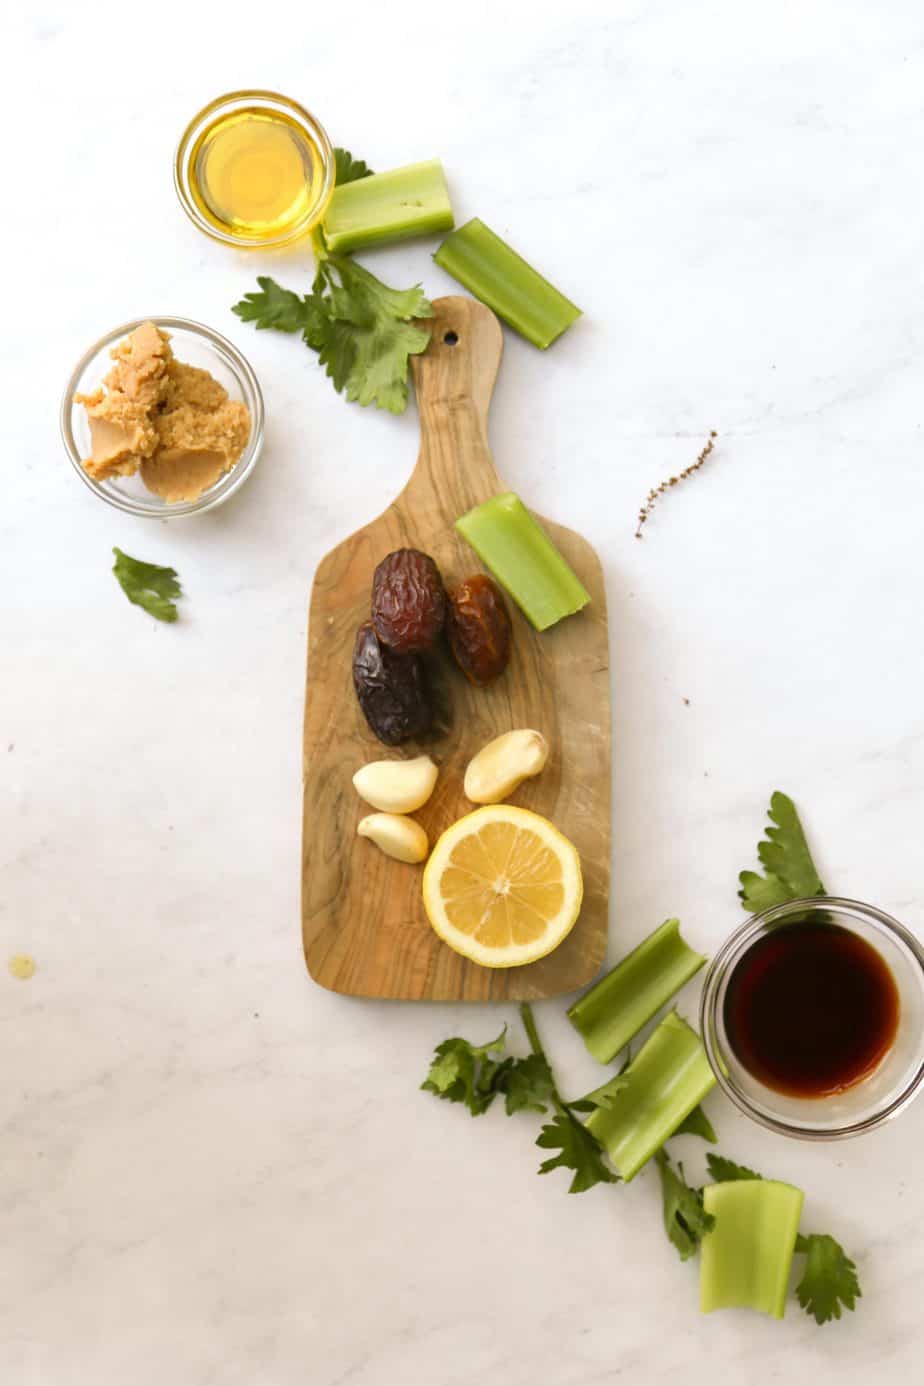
left=700, top=898, right=924, bottom=1139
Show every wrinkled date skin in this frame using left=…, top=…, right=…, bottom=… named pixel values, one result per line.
left=352, top=622, right=434, bottom=745
left=371, top=548, right=447, bottom=654
left=446, top=575, right=512, bottom=686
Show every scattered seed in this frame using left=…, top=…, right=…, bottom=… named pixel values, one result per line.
left=635, top=431, right=718, bottom=538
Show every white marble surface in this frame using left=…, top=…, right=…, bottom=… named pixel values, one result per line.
left=5, top=1, right=924, bottom=1380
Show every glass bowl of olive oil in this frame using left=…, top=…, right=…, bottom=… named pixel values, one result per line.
left=175, top=90, right=335, bottom=249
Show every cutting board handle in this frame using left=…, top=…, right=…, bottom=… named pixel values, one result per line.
left=402, top=296, right=505, bottom=518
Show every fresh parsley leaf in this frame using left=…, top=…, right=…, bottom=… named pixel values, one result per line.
left=500, top=1053, right=555, bottom=1115
left=739, top=791, right=825, bottom=912
left=536, top=1107, right=619, bottom=1194
left=112, top=548, right=182, bottom=623
left=655, top=1150, right=715, bottom=1261
left=421, top=1027, right=512, bottom=1116
left=674, top=1104, right=718, bottom=1143
left=705, top=1153, right=763, bottom=1183
left=334, top=147, right=374, bottom=185
left=313, top=254, right=432, bottom=413
left=794, top=1233, right=861, bottom=1325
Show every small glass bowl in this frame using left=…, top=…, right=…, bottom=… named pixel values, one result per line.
left=700, top=897, right=924, bottom=1140
left=174, top=90, right=335, bottom=249
left=61, top=317, right=264, bottom=519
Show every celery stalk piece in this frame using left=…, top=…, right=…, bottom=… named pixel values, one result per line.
left=323, top=160, right=454, bottom=253
left=433, top=218, right=581, bottom=349
left=701, top=1180, right=804, bottom=1318
left=455, top=493, right=590, bottom=631
left=585, top=1012, right=716, bottom=1181
left=568, top=919, right=707, bottom=1064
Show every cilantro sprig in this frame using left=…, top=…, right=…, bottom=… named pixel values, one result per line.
left=112, top=548, right=182, bottom=623
left=232, top=147, right=432, bottom=414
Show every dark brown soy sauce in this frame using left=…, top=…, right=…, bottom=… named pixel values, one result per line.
left=723, top=921, right=900, bottom=1098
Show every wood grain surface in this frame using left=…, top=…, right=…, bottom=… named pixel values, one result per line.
left=302, top=296, right=611, bottom=1001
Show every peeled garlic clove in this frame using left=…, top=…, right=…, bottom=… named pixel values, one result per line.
left=357, top=813, right=429, bottom=864
left=464, top=729, right=549, bottom=805
left=352, top=754, right=439, bottom=814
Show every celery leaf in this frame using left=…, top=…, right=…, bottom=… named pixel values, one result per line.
left=421, top=1027, right=512, bottom=1116
left=232, top=277, right=327, bottom=339
left=655, top=1150, right=715, bottom=1261
left=233, top=256, right=431, bottom=414
left=739, top=791, right=825, bottom=912
left=112, top=548, right=181, bottom=623
left=501, top=1054, right=555, bottom=1115
left=313, top=256, right=432, bottom=413
left=334, top=148, right=373, bottom=185
left=706, top=1153, right=763, bottom=1183
left=795, top=1233, right=861, bottom=1325
left=536, top=1109, right=619, bottom=1193
left=674, top=1104, right=718, bottom=1142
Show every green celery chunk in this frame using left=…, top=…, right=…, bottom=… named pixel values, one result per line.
left=455, top=492, right=590, bottom=631
left=585, top=1012, right=715, bottom=1181
left=323, top=160, right=454, bottom=253
left=568, top=918, right=706, bottom=1064
left=434, top=218, right=581, bottom=349
left=701, top=1180, right=804, bottom=1319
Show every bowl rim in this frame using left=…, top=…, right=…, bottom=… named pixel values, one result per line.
left=173, top=88, right=335, bottom=249
left=60, top=315, right=265, bottom=519
left=699, top=895, right=924, bottom=1141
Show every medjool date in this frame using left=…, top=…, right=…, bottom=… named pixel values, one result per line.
left=371, top=548, right=447, bottom=654
left=352, top=622, right=433, bottom=746
left=446, top=575, right=512, bottom=686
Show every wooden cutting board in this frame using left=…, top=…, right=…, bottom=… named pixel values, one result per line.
left=302, top=296, right=611, bottom=1001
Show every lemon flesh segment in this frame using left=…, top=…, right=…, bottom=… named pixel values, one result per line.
left=422, top=805, right=583, bottom=968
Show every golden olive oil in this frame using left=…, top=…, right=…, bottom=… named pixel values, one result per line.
left=189, top=107, right=327, bottom=243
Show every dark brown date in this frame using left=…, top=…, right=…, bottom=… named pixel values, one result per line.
left=446, top=575, right=512, bottom=687
left=371, top=548, right=446, bottom=654
left=352, top=622, right=433, bottom=745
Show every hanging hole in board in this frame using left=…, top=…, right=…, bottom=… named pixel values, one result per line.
left=443, top=331, right=459, bottom=346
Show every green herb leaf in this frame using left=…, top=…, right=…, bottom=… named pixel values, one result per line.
left=236, top=259, right=432, bottom=415
left=794, top=1233, right=861, bottom=1324
left=500, top=1053, right=555, bottom=1115
left=112, top=548, right=182, bottom=623
left=739, top=791, right=825, bottom=912
left=655, top=1150, right=715, bottom=1261
left=334, top=147, right=374, bottom=185
left=421, top=1027, right=512, bottom=1116
left=536, top=1108, right=619, bottom=1194
left=577, top=1073, right=630, bottom=1113
left=232, top=277, right=327, bottom=338
left=674, top=1104, right=718, bottom=1143
left=706, top=1153, right=763, bottom=1183
left=313, top=255, right=432, bottom=413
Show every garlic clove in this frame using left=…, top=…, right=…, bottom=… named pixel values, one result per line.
left=352, top=754, right=439, bottom=814
left=464, top=729, right=549, bottom=805
left=357, top=813, right=429, bottom=864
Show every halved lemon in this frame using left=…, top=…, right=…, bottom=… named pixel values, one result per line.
left=422, top=805, right=583, bottom=968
